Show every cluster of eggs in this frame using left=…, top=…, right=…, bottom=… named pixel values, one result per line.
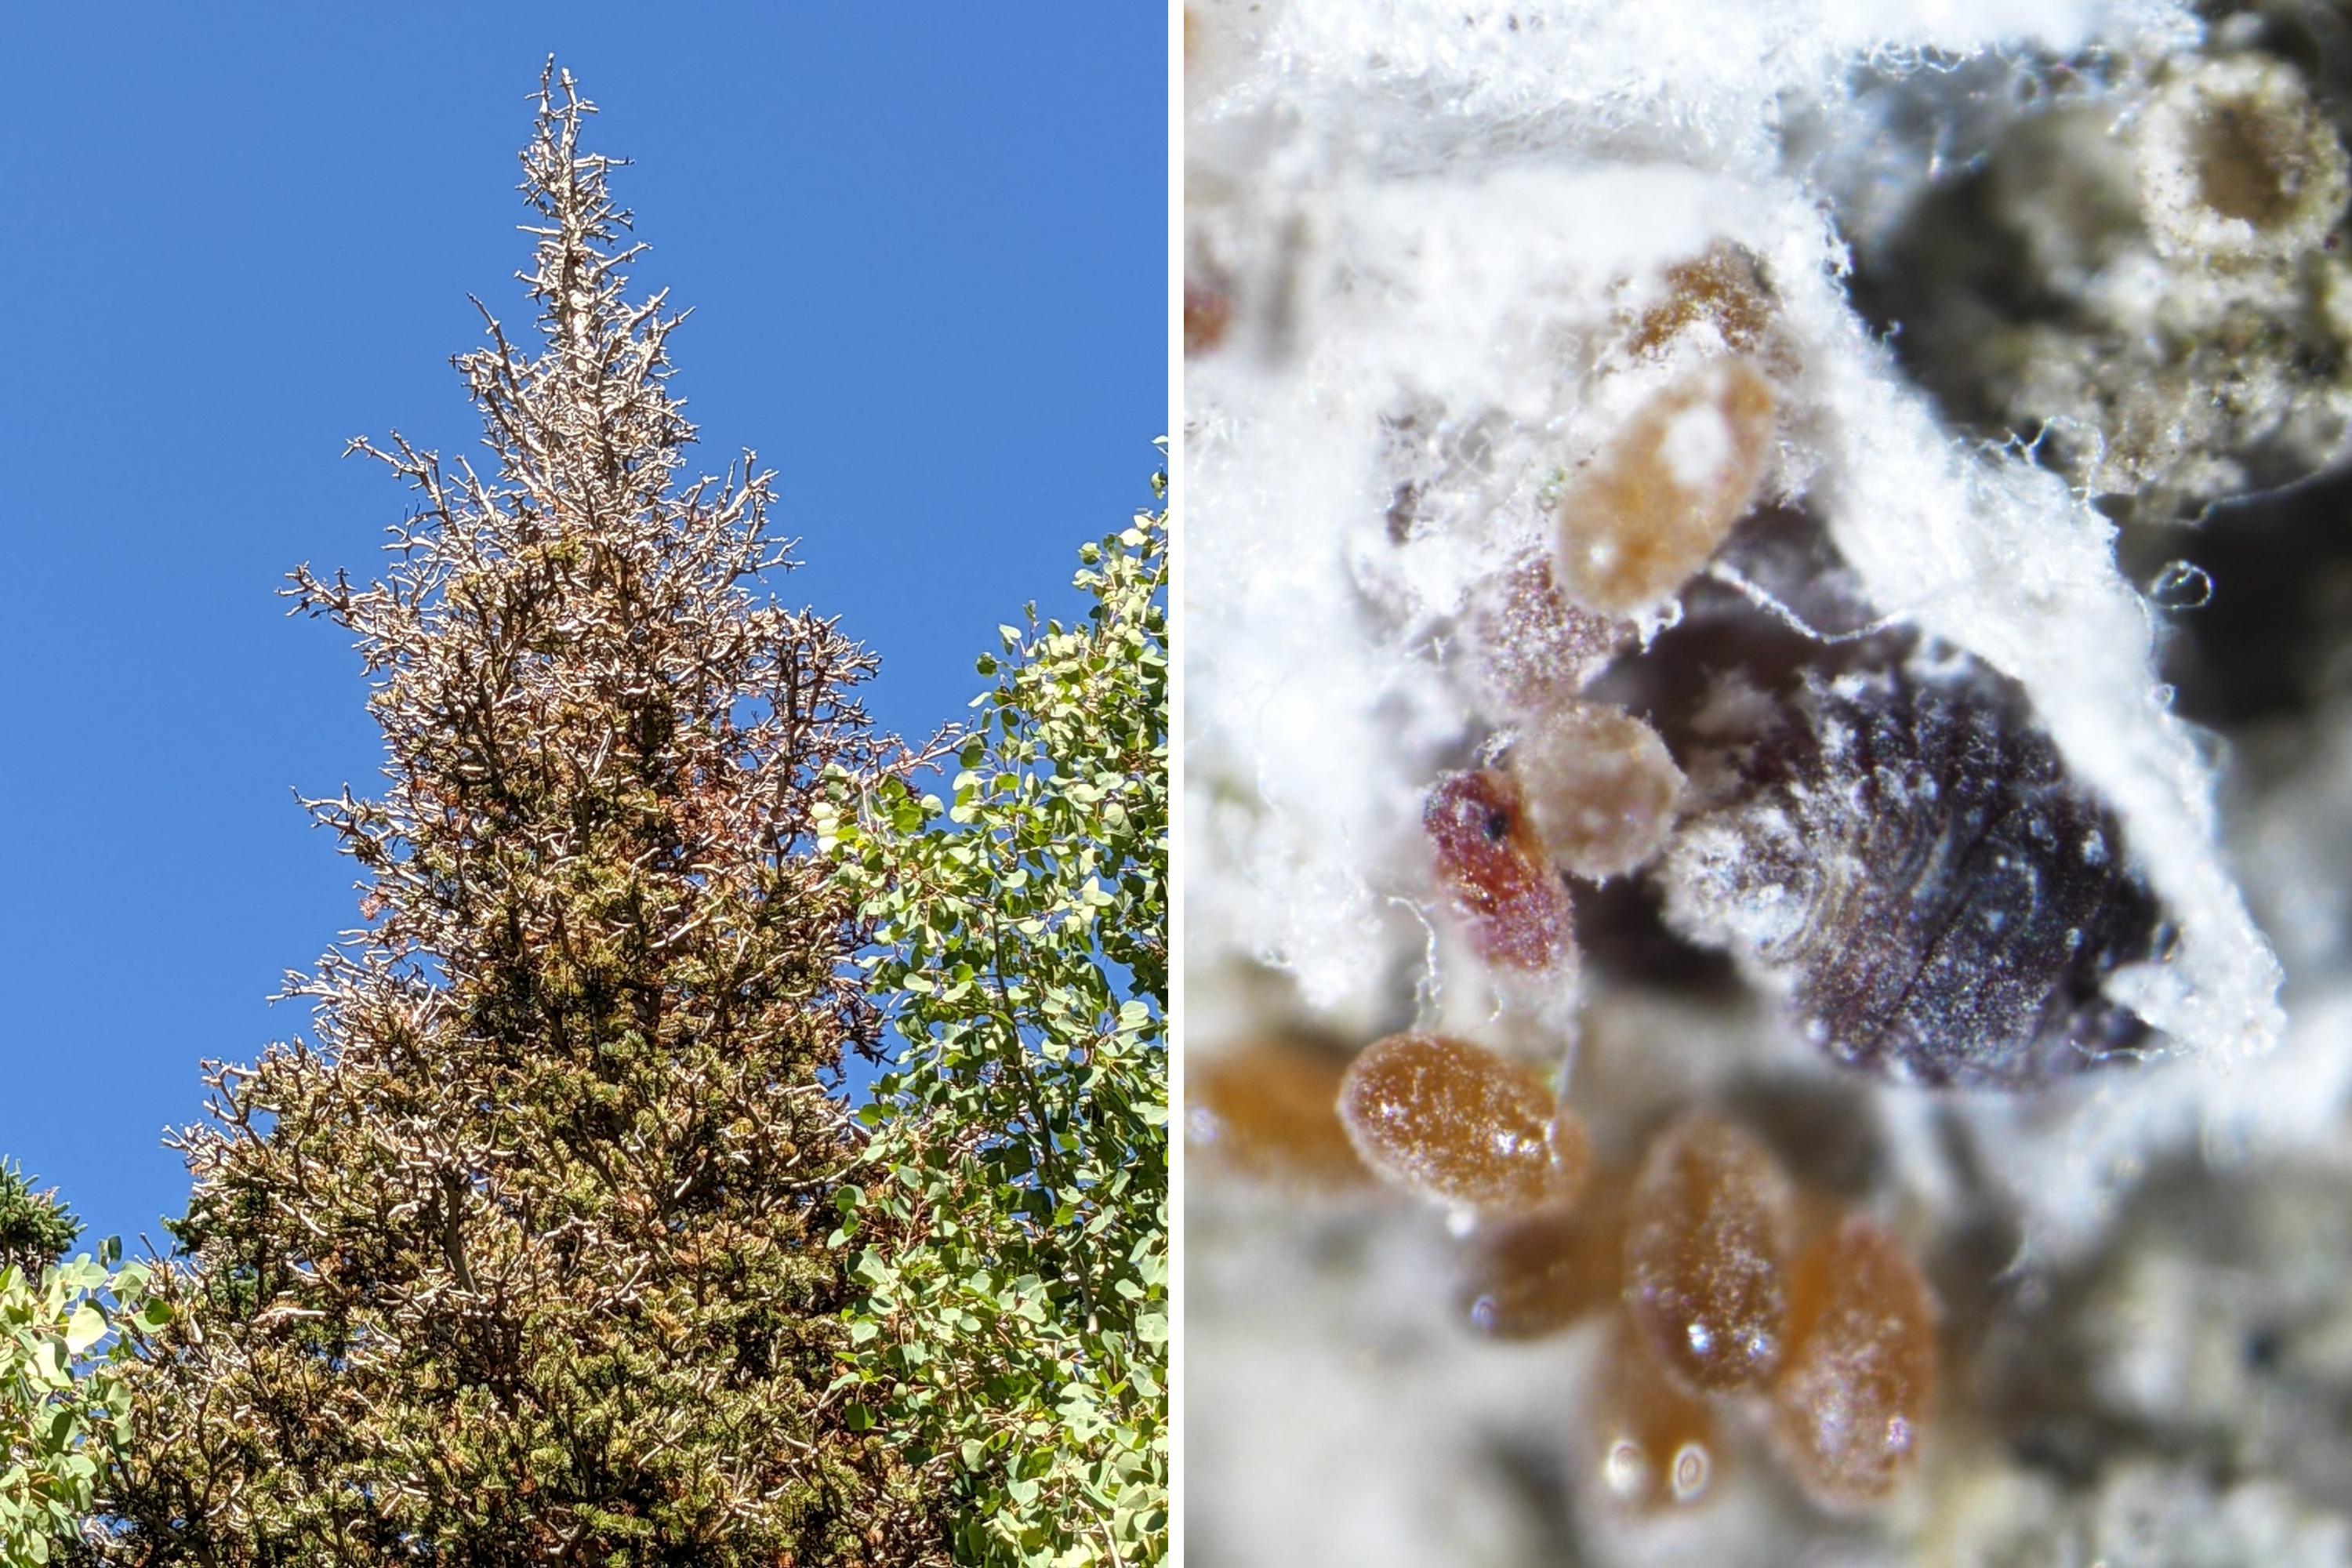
left=1191, top=1035, right=1940, bottom=1517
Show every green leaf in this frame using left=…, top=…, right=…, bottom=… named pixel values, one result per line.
left=63, top=1305, right=103, bottom=1356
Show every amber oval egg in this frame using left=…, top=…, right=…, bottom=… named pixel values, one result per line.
left=1456, top=1172, right=1628, bottom=1339
left=1459, top=552, right=1632, bottom=720
left=1337, top=1033, right=1586, bottom=1213
left=1624, top=1108, right=1796, bottom=1394
left=1628, top=245, right=1774, bottom=358
left=1509, top=700, right=1685, bottom=881
left=1771, top=1215, right=1940, bottom=1510
left=1187, top=1042, right=1369, bottom=1189
left=1184, top=274, right=1232, bottom=357
left=1582, top=1312, right=1725, bottom=1514
left=1555, top=358, right=1775, bottom=616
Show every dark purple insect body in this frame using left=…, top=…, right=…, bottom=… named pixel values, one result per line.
left=1657, top=653, right=2168, bottom=1087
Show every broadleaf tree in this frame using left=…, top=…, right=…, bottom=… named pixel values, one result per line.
left=0, top=1169, right=162, bottom=1567
left=96, top=69, right=938, bottom=1563
left=818, top=475, right=1170, bottom=1566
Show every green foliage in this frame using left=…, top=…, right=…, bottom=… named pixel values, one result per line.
left=819, top=473, right=1170, bottom=1566
left=0, top=1181, right=165, bottom=1568
left=0, top=1168, right=80, bottom=1287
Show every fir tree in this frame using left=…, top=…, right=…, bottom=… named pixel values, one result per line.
left=0, top=1165, right=80, bottom=1284
left=103, top=68, right=932, bottom=1564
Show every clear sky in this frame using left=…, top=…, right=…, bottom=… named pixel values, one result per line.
left=0, top=8, right=1167, bottom=1255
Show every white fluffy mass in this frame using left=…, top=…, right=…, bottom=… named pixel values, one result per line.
left=1187, top=0, right=2287, bottom=1153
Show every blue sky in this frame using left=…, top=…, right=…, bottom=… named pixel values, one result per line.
left=0, top=9, right=1167, bottom=1255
